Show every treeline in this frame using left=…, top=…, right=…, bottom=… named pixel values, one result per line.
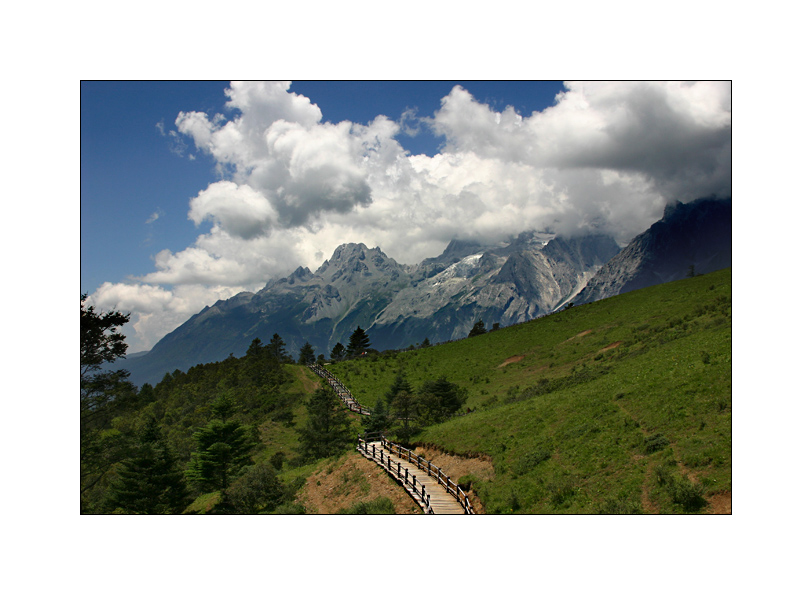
left=81, top=296, right=471, bottom=514
left=80, top=296, right=356, bottom=514
left=362, top=373, right=468, bottom=444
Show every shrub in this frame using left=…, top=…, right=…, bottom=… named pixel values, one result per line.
left=669, top=476, right=707, bottom=512
left=457, top=474, right=476, bottom=491
left=514, top=447, right=552, bottom=475
left=644, top=433, right=670, bottom=454
left=338, top=496, right=395, bottom=514
left=597, top=497, right=643, bottom=514
left=654, top=465, right=707, bottom=512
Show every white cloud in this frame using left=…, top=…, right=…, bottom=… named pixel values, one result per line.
left=89, top=282, right=254, bottom=353
left=92, top=80, right=732, bottom=351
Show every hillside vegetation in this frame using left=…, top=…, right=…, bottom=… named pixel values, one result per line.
left=328, top=267, right=732, bottom=513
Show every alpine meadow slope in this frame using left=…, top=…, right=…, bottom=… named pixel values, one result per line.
left=329, top=267, right=732, bottom=513
left=116, top=195, right=730, bottom=388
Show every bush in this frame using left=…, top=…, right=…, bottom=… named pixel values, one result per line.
left=654, top=465, right=707, bottom=512
left=597, top=497, right=643, bottom=514
left=338, top=496, right=395, bottom=514
left=644, top=433, right=670, bottom=454
left=457, top=474, right=477, bottom=491
left=669, top=477, right=707, bottom=512
left=224, top=462, right=284, bottom=514
left=513, top=447, right=552, bottom=475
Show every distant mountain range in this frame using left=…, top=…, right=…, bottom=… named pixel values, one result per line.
left=118, top=196, right=731, bottom=386
left=571, top=196, right=731, bottom=305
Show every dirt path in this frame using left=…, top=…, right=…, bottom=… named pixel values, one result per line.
left=297, top=452, right=421, bottom=514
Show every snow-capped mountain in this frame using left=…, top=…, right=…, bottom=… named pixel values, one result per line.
left=117, top=196, right=731, bottom=386
left=119, top=232, right=620, bottom=386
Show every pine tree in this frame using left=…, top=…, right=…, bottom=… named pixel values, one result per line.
left=187, top=395, right=255, bottom=493
left=347, top=326, right=371, bottom=357
left=268, top=333, right=290, bottom=363
left=330, top=342, right=346, bottom=361
left=298, top=342, right=316, bottom=365
left=106, top=417, right=190, bottom=514
left=385, top=372, right=412, bottom=405
left=297, top=388, right=353, bottom=460
left=390, top=390, right=419, bottom=445
left=418, top=377, right=467, bottom=422
left=468, top=319, right=487, bottom=337
left=363, top=398, right=390, bottom=435
left=245, top=337, right=263, bottom=358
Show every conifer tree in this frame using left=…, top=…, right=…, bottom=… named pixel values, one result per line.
left=363, top=398, right=390, bottom=435
left=187, top=395, right=255, bottom=493
left=468, top=319, right=487, bottom=337
left=330, top=342, right=346, bottom=361
left=347, top=326, right=371, bottom=357
left=385, top=372, right=412, bottom=405
left=390, top=390, right=419, bottom=445
left=245, top=337, right=263, bottom=357
left=298, top=342, right=316, bottom=365
left=297, top=387, right=352, bottom=460
left=268, top=333, right=290, bottom=363
left=106, top=417, right=190, bottom=514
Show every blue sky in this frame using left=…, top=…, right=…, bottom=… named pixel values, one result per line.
left=82, top=81, right=731, bottom=351
left=81, top=81, right=565, bottom=294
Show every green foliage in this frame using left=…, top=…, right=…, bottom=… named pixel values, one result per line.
left=298, top=342, right=316, bottom=365
left=416, top=377, right=467, bottom=423
left=297, top=388, right=353, bottom=461
left=223, top=461, right=285, bottom=514
left=80, top=295, right=141, bottom=510
left=468, top=319, right=487, bottom=338
left=329, top=268, right=732, bottom=513
left=106, top=418, right=190, bottom=514
left=363, top=398, right=390, bottom=435
left=654, top=464, right=707, bottom=512
left=267, top=333, right=292, bottom=363
left=389, top=390, right=420, bottom=444
left=330, top=342, right=346, bottom=361
left=187, top=395, right=256, bottom=493
left=385, top=373, right=412, bottom=405
left=338, top=496, right=395, bottom=514
left=81, top=293, right=129, bottom=379
left=347, top=326, right=371, bottom=357
left=644, top=433, right=670, bottom=454
left=596, top=496, right=643, bottom=514
left=513, top=446, right=552, bottom=475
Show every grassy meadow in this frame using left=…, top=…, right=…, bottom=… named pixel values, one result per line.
left=327, top=268, right=732, bottom=513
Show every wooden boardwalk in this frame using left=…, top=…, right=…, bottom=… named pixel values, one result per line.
left=306, top=363, right=474, bottom=514
left=357, top=438, right=471, bottom=514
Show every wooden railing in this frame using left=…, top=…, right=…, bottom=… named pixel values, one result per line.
left=359, top=433, right=476, bottom=515
left=357, top=434, right=433, bottom=513
left=308, top=364, right=371, bottom=416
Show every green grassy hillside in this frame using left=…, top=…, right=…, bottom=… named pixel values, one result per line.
left=328, top=268, right=732, bottom=513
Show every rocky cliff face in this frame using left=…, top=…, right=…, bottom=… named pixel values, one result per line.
left=119, top=231, right=627, bottom=386
left=571, top=196, right=732, bottom=306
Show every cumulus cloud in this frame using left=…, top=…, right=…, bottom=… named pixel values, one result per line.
left=92, top=80, right=731, bottom=350
left=90, top=282, right=253, bottom=352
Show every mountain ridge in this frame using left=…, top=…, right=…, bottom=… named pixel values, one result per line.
left=117, top=196, right=730, bottom=386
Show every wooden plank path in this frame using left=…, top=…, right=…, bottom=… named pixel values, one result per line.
left=307, top=363, right=474, bottom=514
left=308, top=364, right=370, bottom=415
left=357, top=436, right=474, bottom=514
